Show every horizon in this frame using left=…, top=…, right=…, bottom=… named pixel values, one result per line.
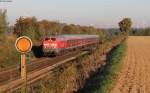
left=0, top=0, right=150, bottom=28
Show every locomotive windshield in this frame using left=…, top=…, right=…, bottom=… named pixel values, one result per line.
left=45, top=38, right=50, bottom=41
left=44, top=37, right=56, bottom=41
left=51, top=38, right=56, bottom=41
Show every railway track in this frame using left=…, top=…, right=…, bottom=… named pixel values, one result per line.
left=0, top=51, right=89, bottom=92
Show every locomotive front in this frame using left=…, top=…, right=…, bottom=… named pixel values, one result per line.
left=42, top=36, right=60, bottom=56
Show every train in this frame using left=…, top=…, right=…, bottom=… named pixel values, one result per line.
left=41, top=34, right=99, bottom=56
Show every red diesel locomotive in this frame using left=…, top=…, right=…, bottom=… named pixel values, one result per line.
left=41, top=35, right=99, bottom=56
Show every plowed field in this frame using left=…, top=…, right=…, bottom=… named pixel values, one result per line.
left=110, top=36, right=150, bottom=93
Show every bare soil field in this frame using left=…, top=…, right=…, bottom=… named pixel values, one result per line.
left=110, top=36, right=150, bottom=93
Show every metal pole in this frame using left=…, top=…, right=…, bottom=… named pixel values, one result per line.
left=21, top=54, right=27, bottom=93
left=21, top=54, right=27, bottom=80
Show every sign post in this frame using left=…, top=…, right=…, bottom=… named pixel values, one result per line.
left=15, top=36, right=32, bottom=80
left=21, top=54, right=26, bottom=80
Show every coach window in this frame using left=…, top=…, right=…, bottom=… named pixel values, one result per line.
left=73, top=40, right=75, bottom=46
left=68, top=40, right=71, bottom=46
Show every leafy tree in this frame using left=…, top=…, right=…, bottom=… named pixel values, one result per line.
left=145, top=28, right=150, bottom=36
left=14, top=16, right=38, bottom=40
left=119, top=18, right=132, bottom=33
left=37, top=20, right=50, bottom=37
left=0, top=9, right=8, bottom=39
left=50, top=21, right=61, bottom=34
left=80, top=26, right=89, bottom=34
left=62, top=25, right=73, bottom=34
left=37, top=20, right=62, bottom=36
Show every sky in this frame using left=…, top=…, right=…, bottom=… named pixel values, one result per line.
left=0, top=0, right=150, bottom=28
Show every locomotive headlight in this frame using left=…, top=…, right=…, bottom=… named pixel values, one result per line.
left=51, top=43, right=57, bottom=48
left=44, top=44, right=49, bottom=46
left=51, top=44, right=57, bottom=46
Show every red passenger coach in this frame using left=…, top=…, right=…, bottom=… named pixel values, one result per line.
left=41, top=35, right=99, bottom=56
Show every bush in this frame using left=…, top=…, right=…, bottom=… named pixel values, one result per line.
left=78, top=39, right=127, bottom=93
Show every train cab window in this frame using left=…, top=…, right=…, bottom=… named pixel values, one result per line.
left=51, top=38, right=56, bottom=41
left=45, top=37, right=56, bottom=41
left=45, top=38, right=50, bottom=41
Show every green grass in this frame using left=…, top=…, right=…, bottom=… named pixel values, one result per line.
left=77, top=39, right=127, bottom=93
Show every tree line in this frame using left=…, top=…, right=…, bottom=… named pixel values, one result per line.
left=13, top=16, right=109, bottom=42
left=1, top=10, right=135, bottom=44
left=129, top=28, right=150, bottom=36
left=0, top=10, right=114, bottom=44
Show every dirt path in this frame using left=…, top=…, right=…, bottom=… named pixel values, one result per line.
left=110, top=36, right=150, bottom=93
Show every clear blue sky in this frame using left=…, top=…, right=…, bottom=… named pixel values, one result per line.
left=0, top=0, right=149, bottom=28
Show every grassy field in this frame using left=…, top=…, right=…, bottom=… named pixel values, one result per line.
left=110, top=36, right=150, bottom=93
left=77, top=39, right=127, bottom=93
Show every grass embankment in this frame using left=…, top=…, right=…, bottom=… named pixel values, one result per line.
left=78, top=39, right=127, bottom=93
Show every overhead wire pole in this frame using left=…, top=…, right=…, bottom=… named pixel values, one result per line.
left=56, top=22, right=65, bottom=41
left=59, top=23, right=65, bottom=35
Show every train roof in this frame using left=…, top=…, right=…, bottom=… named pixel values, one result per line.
left=48, top=34, right=99, bottom=41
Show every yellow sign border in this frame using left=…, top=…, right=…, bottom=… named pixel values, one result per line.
left=15, top=36, right=32, bottom=54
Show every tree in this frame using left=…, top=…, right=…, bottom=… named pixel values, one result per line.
left=14, top=16, right=38, bottom=40
left=119, top=18, right=132, bottom=33
left=62, top=25, right=73, bottom=34
left=144, top=28, right=150, bottom=36
left=0, top=10, right=8, bottom=37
